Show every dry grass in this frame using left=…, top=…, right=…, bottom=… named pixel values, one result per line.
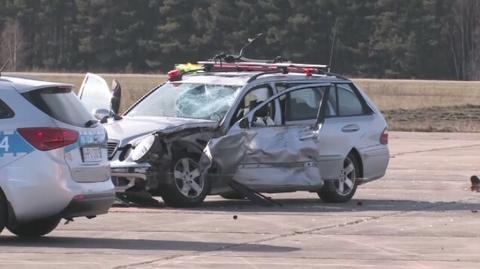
left=6, top=72, right=166, bottom=112
left=354, top=79, right=480, bottom=110
left=6, top=72, right=480, bottom=132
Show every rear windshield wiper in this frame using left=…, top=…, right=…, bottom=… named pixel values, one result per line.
left=84, top=119, right=98, bottom=127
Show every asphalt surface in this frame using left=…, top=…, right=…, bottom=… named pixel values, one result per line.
left=1, top=131, right=479, bottom=268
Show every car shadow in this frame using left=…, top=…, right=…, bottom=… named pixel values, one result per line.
left=177, top=197, right=480, bottom=213
left=0, top=236, right=299, bottom=252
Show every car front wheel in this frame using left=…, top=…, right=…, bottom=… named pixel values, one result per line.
left=161, top=153, right=210, bottom=207
left=7, top=217, right=61, bottom=237
left=318, top=153, right=359, bottom=203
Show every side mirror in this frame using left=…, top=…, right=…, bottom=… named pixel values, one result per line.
left=93, top=108, right=113, bottom=122
left=110, top=79, right=122, bottom=115
left=238, top=117, right=250, bottom=129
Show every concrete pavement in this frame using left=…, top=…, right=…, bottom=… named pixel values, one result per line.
left=0, top=131, right=479, bottom=268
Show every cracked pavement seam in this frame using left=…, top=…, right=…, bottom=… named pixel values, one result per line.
left=113, top=198, right=474, bottom=268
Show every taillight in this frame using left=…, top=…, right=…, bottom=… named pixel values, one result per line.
left=380, top=128, right=388, bottom=145
left=18, top=128, right=79, bottom=151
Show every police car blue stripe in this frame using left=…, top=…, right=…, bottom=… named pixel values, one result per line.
left=64, top=131, right=107, bottom=153
left=0, top=131, right=35, bottom=157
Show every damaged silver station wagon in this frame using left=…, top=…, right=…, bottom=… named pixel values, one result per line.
left=79, top=60, right=389, bottom=207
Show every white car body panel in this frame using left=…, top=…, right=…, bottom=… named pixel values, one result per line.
left=0, top=76, right=115, bottom=223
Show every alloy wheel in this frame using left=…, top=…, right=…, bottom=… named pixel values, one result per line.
left=335, top=156, right=356, bottom=195
left=173, top=157, right=204, bottom=198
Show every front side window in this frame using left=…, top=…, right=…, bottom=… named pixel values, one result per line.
left=251, top=99, right=276, bottom=127
left=232, top=85, right=273, bottom=124
left=127, top=82, right=242, bottom=122
left=0, top=99, right=13, bottom=119
left=338, top=84, right=365, bottom=116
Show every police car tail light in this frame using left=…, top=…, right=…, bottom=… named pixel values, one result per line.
left=18, top=128, right=79, bottom=151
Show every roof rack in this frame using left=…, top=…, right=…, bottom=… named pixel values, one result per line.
left=168, top=61, right=331, bottom=82
left=198, top=61, right=329, bottom=74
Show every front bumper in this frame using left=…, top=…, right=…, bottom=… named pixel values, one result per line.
left=111, top=160, right=151, bottom=192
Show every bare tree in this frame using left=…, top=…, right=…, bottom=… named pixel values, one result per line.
left=448, top=0, right=480, bottom=80
left=0, top=18, right=24, bottom=71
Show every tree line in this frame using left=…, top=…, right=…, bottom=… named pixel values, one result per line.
left=0, top=0, right=479, bottom=80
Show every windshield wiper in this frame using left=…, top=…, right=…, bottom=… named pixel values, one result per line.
left=84, top=119, right=98, bottom=127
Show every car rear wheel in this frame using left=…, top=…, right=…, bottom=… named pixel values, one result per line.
left=318, top=153, right=359, bottom=203
left=0, top=191, right=7, bottom=234
left=7, top=217, right=61, bottom=237
left=161, top=153, right=210, bottom=207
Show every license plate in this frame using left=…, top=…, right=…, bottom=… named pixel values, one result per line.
left=82, top=147, right=102, bottom=163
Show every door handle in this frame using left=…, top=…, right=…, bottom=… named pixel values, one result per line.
left=341, top=124, right=360, bottom=133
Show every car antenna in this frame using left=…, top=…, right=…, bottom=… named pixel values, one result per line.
left=207, top=33, right=289, bottom=65
left=327, top=19, right=339, bottom=73
left=0, top=59, right=11, bottom=77
left=239, top=33, right=264, bottom=58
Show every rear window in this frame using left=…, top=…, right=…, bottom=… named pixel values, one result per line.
left=23, top=87, right=94, bottom=127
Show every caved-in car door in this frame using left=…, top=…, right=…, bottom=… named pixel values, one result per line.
left=203, top=83, right=343, bottom=192
left=78, top=73, right=112, bottom=114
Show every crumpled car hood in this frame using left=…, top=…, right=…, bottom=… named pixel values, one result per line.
left=105, top=116, right=217, bottom=145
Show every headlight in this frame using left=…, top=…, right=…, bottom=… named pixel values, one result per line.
left=130, top=134, right=158, bottom=162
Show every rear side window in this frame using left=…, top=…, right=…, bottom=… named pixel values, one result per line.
left=23, top=87, right=94, bottom=127
left=0, top=99, right=14, bottom=119
left=285, top=87, right=324, bottom=121
left=338, top=84, right=365, bottom=116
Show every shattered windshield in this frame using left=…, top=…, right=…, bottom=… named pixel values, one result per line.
left=127, top=82, right=242, bottom=121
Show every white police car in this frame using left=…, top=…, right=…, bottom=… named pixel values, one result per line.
left=0, top=76, right=114, bottom=237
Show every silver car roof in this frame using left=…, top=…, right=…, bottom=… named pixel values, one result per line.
left=181, top=73, right=253, bottom=86
left=0, top=76, right=73, bottom=93
left=183, top=72, right=350, bottom=86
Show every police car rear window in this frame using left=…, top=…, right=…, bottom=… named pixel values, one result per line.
left=0, top=99, right=14, bottom=119
left=22, top=87, right=95, bottom=128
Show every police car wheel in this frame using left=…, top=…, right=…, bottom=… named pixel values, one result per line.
left=162, top=152, right=210, bottom=207
left=0, top=191, right=7, bottom=234
left=7, top=217, right=61, bottom=238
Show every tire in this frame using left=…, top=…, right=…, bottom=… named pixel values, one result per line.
left=7, top=217, right=60, bottom=238
left=0, top=191, right=7, bottom=235
left=318, top=153, right=359, bottom=203
left=161, top=152, right=210, bottom=207
left=220, top=191, right=245, bottom=200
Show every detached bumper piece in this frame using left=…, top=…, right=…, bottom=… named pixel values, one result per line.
left=229, top=180, right=282, bottom=207
left=471, top=176, right=480, bottom=192
left=60, top=192, right=115, bottom=219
